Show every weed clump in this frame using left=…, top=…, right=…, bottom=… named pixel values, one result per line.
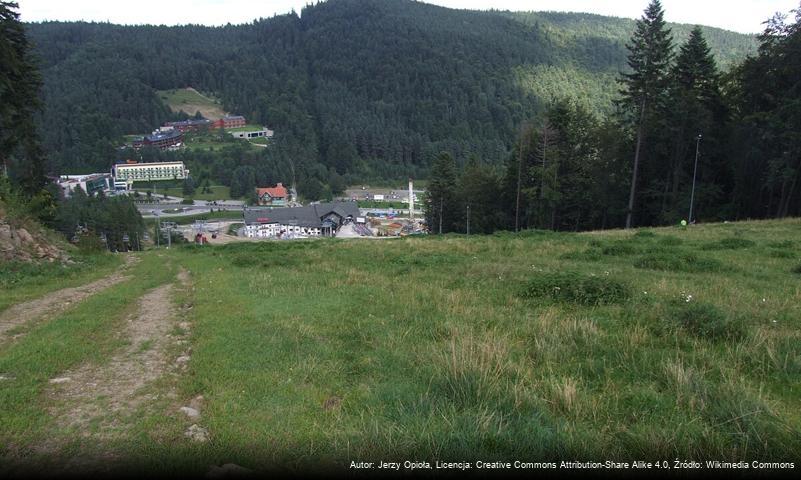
left=667, top=300, right=745, bottom=341
left=634, top=253, right=724, bottom=273
left=658, top=235, right=683, bottom=246
left=600, top=242, right=639, bottom=256
left=767, top=249, right=796, bottom=259
left=702, top=237, right=755, bottom=250
left=520, top=271, right=631, bottom=306
left=560, top=249, right=602, bottom=262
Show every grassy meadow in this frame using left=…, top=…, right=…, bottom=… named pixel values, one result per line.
left=0, top=252, right=123, bottom=314
left=1, top=219, right=799, bottom=474
left=157, top=88, right=226, bottom=120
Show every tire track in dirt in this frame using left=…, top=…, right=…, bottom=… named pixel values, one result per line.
left=0, top=255, right=140, bottom=340
left=39, top=268, right=192, bottom=471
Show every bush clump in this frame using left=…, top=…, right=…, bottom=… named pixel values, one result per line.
left=792, top=263, right=801, bottom=275
left=658, top=235, right=684, bottom=246
left=560, top=249, right=602, bottom=262
left=767, top=249, right=796, bottom=259
left=520, top=271, right=631, bottom=306
left=601, top=242, right=640, bottom=256
left=634, top=252, right=724, bottom=273
left=702, top=237, right=755, bottom=250
left=668, top=300, right=745, bottom=341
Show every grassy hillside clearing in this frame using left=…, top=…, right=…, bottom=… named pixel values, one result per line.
left=0, top=218, right=799, bottom=475
left=157, top=88, right=227, bottom=120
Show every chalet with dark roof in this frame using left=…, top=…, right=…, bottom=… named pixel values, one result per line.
left=243, top=201, right=360, bottom=238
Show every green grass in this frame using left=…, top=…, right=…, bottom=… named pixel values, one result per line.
left=1, top=218, right=800, bottom=473
left=157, top=88, right=225, bottom=119
left=0, top=254, right=177, bottom=453
left=0, top=252, right=122, bottom=314
left=162, top=185, right=233, bottom=201
left=167, top=219, right=800, bottom=468
left=356, top=200, right=409, bottom=209
left=225, top=124, right=265, bottom=133
left=165, top=210, right=243, bottom=225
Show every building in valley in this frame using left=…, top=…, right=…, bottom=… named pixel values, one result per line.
left=212, top=115, right=246, bottom=129
left=112, top=160, right=189, bottom=182
left=230, top=127, right=274, bottom=140
left=132, top=127, right=183, bottom=150
left=243, top=201, right=360, bottom=239
left=255, top=183, right=288, bottom=206
left=164, top=119, right=212, bottom=132
left=56, top=174, right=113, bottom=197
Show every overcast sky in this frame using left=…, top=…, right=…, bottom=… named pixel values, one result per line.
left=18, top=0, right=801, bottom=34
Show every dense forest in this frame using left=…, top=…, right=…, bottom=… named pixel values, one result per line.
left=424, top=1, right=801, bottom=232
left=6, top=0, right=799, bottom=234
left=23, top=0, right=757, bottom=200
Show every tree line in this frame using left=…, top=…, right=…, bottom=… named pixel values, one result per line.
left=22, top=0, right=755, bottom=200
left=426, top=1, right=801, bottom=232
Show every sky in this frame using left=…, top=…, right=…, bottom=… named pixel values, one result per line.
left=17, top=0, right=801, bottom=34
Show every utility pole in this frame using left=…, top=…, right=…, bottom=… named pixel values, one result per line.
left=689, top=134, right=702, bottom=224
left=466, top=204, right=470, bottom=235
left=438, top=197, right=443, bottom=235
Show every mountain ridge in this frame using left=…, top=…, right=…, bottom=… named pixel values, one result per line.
left=24, top=0, right=757, bottom=188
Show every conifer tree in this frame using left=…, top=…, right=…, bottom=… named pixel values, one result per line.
left=424, top=152, right=459, bottom=234
left=619, top=0, right=674, bottom=228
left=0, top=1, right=46, bottom=194
left=663, top=27, right=724, bottom=221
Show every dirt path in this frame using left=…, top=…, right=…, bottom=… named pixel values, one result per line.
left=40, top=268, right=192, bottom=470
left=0, top=255, right=140, bottom=340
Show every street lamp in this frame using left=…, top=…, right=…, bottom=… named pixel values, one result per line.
left=688, top=134, right=702, bottom=224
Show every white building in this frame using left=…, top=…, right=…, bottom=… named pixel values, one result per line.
left=230, top=128, right=274, bottom=140
left=56, top=173, right=113, bottom=197
left=112, top=161, right=189, bottom=182
left=243, top=202, right=360, bottom=239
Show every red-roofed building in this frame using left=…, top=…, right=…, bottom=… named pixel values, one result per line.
left=211, top=115, right=246, bottom=129
left=256, top=183, right=288, bottom=206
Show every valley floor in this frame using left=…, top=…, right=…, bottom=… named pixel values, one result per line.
left=0, top=219, right=799, bottom=476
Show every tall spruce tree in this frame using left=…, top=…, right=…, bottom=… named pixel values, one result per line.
left=663, top=27, right=724, bottom=222
left=732, top=10, right=801, bottom=219
left=424, top=152, right=459, bottom=234
left=619, top=0, right=674, bottom=228
left=0, top=1, right=45, bottom=194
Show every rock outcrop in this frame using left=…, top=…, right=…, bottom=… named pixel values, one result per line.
left=0, top=208, right=70, bottom=263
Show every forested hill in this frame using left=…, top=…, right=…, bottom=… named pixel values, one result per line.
left=25, top=0, right=756, bottom=182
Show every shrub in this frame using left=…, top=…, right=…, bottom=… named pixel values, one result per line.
left=767, top=249, right=796, bottom=259
left=768, top=240, right=794, bottom=249
left=520, top=271, right=631, bottom=306
left=658, top=235, right=683, bottom=246
left=75, top=233, right=106, bottom=252
left=667, top=300, right=745, bottom=341
left=702, top=237, right=755, bottom=250
left=792, top=263, right=801, bottom=275
left=634, top=253, right=723, bottom=273
left=560, top=249, right=602, bottom=262
left=601, top=242, right=639, bottom=256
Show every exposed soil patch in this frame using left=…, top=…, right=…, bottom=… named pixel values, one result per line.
left=47, top=283, right=175, bottom=428
left=0, top=255, right=140, bottom=340
left=39, top=268, right=190, bottom=471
